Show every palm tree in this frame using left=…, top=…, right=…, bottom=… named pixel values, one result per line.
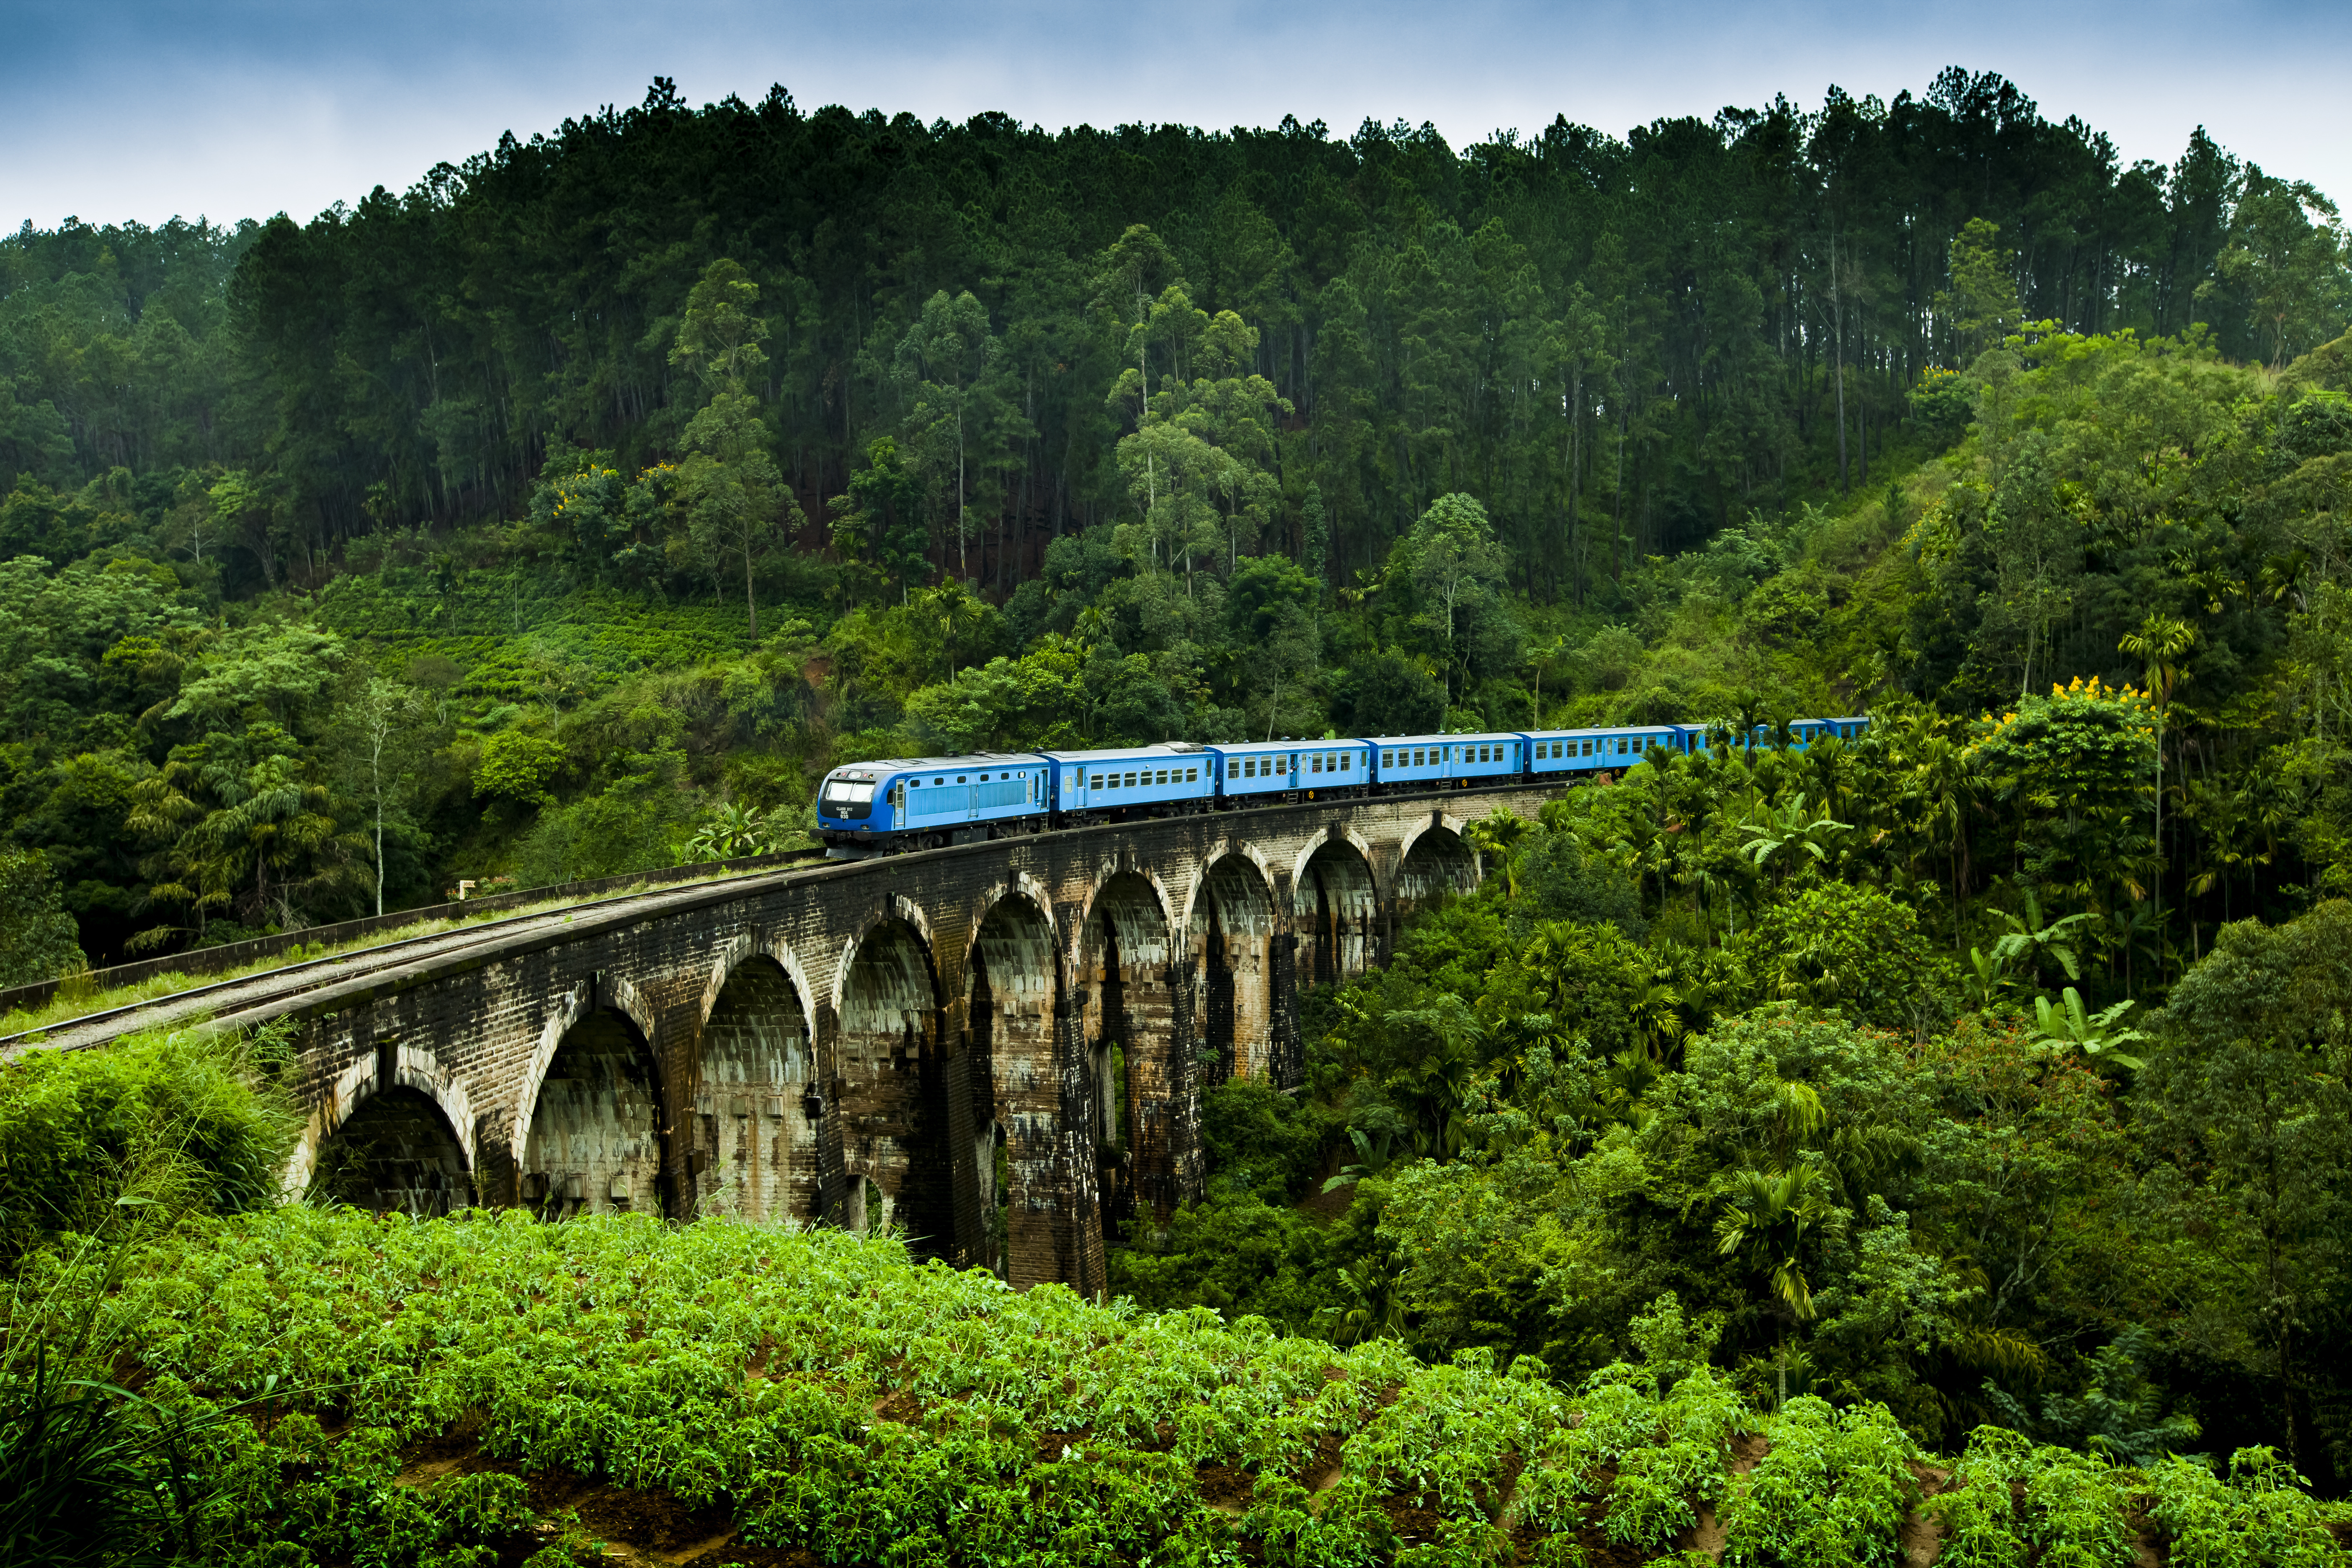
left=1738, top=792, right=1852, bottom=890
left=2117, top=614, right=2195, bottom=973
left=1910, top=734, right=1976, bottom=949
left=1714, top=1161, right=1831, bottom=1409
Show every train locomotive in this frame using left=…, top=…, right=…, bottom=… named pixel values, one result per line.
left=816, top=716, right=1871, bottom=851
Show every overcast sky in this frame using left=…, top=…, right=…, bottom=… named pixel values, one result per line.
left=5, top=0, right=2347, bottom=231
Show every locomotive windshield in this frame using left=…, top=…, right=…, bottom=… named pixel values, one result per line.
left=823, top=776, right=877, bottom=818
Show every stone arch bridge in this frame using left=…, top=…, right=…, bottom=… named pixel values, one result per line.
left=231, top=789, right=1555, bottom=1294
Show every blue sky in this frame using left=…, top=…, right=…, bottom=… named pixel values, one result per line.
left=4, top=0, right=2347, bottom=230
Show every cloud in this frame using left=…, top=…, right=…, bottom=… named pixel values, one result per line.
left=3, top=0, right=2347, bottom=229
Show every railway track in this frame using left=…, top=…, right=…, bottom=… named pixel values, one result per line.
left=0, top=861, right=828, bottom=1061
left=3, top=777, right=1543, bottom=1062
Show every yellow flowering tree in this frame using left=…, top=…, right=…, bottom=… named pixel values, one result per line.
left=1968, top=676, right=2158, bottom=974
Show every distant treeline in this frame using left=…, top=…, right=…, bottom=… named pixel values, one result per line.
left=3, top=68, right=2342, bottom=603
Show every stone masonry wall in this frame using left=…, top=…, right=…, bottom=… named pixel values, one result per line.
left=235, top=791, right=1551, bottom=1292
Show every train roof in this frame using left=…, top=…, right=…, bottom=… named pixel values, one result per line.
left=825, top=753, right=1044, bottom=778
left=1521, top=725, right=1680, bottom=736
left=1367, top=730, right=1526, bottom=745
left=1208, top=738, right=1370, bottom=752
left=1034, top=743, right=1207, bottom=763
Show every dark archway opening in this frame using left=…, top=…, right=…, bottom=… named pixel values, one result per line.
left=1398, top=828, right=1479, bottom=917
left=1195, top=855, right=1276, bottom=1083
left=969, top=895, right=1060, bottom=1281
left=692, top=956, right=813, bottom=1223
left=1295, top=842, right=1377, bottom=991
left=309, top=1086, right=469, bottom=1217
left=837, top=920, right=951, bottom=1257
left=1082, top=872, right=1186, bottom=1235
left=521, top=1006, right=668, bottom=1221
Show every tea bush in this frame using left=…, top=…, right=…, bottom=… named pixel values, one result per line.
left=7, top=1208, right=2347, bottom=1565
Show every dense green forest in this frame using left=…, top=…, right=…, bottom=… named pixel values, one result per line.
left=5, top=65, right=2352, bottom=1563
left=3, top=67, right=2348, bottom=962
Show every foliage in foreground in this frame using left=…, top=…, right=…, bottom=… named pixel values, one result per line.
left=0, top=1022, right=298, bottom=1264
left=4, top=1209, right=2344, bottom=1567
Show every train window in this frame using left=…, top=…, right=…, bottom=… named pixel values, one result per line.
left=1158, top=770, right=1169, bottom=785
left=1311, top=754, right=1322, bottom=774
left=1125, top=772, right=1137, bottom=788
left=1342, top=754, right=1352, bottom=771
left=1276, top=757, right=1287, bottom=774
left=1187, top=768, right=1198, bottom=782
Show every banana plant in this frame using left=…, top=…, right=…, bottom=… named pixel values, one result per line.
left=682, top=802, right=787, bottom=862
left=1320, top=1126, right=1401, bottom=1194
left=1966, top=945, right=2010, bottom=1010
left=2032, top=987, right=2147, bottom=1070
left=1988, top=888, right=2092, bottom=988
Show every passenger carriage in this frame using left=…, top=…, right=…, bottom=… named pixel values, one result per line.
left=1042, top=744, right=1213, bottom=823
left=1369, top=733, right=1525, bottom=791
left=1210, top=739, right=1373, bottom=804
left=1520, top=727, right=1685, bottom=776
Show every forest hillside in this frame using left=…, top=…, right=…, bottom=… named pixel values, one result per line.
left=4, top=67, right=2352, bottom=1566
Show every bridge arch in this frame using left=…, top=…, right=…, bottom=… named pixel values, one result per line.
left=516, top=983, right=668, bottom=1220
left=288, top=1047, right=475, bottom=1215
left=831, top=910, right=952, bottom=1252
left=1397, top=818, right=1482, bottom=916
left=965, top=885, right=1063, bottom=1282
left=688, top=936, right=817, bottom=1222
left=1184, top=846, right=1279, bottom=1083
left=1292, top=832, right=1380, bottom=991
left=1077, top=865, right=1194, bottom=1230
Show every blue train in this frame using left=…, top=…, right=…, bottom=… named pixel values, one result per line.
left=816, top=715, right=1871, bottom=851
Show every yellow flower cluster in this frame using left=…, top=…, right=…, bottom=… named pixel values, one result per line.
left=549, top=466, right=622, bottom=518
left=2051, top=673, right=2144, bottom=702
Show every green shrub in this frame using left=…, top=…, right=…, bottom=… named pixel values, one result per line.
left=1924, top=1425, right=2139, bottom=1568
left=2147, top=1448, right=2344, bottom=1568
left=0, top=1024, right=298, bottom=1259
left=1720, top=1396, right=1921, bottom=1567
left=0, top=846, right=85, bottom=988
left=12, top=1208, right=2346, bottom=1568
